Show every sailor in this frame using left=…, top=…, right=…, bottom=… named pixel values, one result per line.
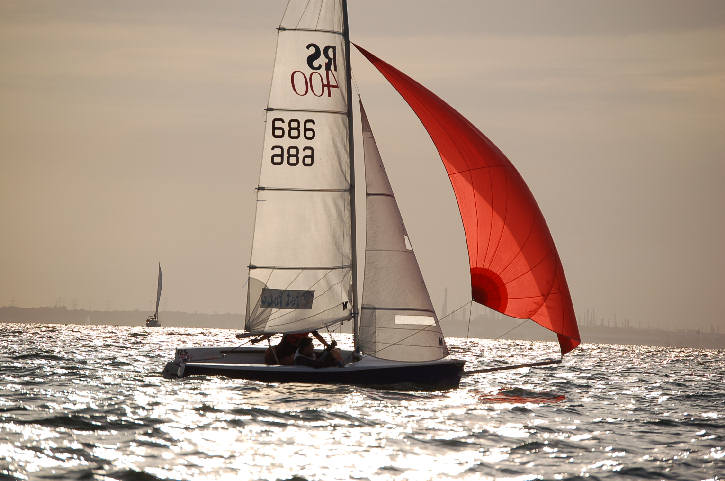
left=262, top=331, right=333, bottom=365
left=293, top=337, right=343, bottom=368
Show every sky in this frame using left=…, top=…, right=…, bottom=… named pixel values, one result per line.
left=1, top=1, right=724, bottom=332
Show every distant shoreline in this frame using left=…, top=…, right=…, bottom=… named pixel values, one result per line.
left=2, top=305, right=722, bottom=350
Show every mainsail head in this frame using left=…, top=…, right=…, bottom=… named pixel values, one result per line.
left=245, top=0, right=353, bottom=334
left=355, top=44, right=581, bottom=355
left=359, top=101, right=448, bottom=362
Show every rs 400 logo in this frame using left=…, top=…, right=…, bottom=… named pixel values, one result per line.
left=290, top=43, right=340, bottom=97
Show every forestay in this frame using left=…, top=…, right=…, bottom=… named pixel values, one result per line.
left=246, top=0, right=353, bottom=334
left=359, top=102, right=448, bottom=362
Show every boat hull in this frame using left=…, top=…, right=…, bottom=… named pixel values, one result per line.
left=163, top=346, right=465, bottom=390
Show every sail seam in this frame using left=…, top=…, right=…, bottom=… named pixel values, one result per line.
left=448, top=164, right=505, bottom=176
left=502, top=250, right=553, bottom=286
left=495, top=208, right=536, bottom=277
left=483, top=168, right=509, bottom=266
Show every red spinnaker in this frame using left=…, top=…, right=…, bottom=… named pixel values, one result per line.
left=355, top=44, right=581, bottom=355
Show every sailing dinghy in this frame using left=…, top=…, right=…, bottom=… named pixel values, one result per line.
left=163, top=0, right=580, bottom=388
left=145, top=263, right=162, bottom=327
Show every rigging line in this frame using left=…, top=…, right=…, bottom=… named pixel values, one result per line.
left=310, top=268, right=337, bottom=289
left=270, top=302, right=351, bottom=328
left=352, top=72, right=362, bottom=101
left=438, top=299, right=472, bottom=322
left=279, top=0, right=293, bottom=27
left=190, top=336, right=258, bottom=361
left=372, top=323, right=440, bottom=355
left=276, top=268, right=306, bottom=305
left=248, top=267, right=276, bottom=325
left=494, top=318, right=529, bottom=340
left=263, top=270, right=347, bottom=325
left=528, top=261, right=564, bottom=321
left=262, top=268, right=335, bottom=324
left=313, top=0, right=324, bottom=29
left=370, top=341, right=449, bottom=349
left=466, top=301, right=472, bottom=339
left=295, top=0, right=313, bottom=29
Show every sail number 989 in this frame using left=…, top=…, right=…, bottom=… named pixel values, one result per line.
left=270, top=117, right=315, bottom=167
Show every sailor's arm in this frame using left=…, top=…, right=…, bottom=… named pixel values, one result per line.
left=311, top=330, right=330, bottom=348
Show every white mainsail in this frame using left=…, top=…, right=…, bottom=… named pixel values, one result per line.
left=246, top=0, right=353, bottom=334
left=359, top=102, right=448, bottom=362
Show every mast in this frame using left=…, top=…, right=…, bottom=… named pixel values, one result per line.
left=341, top=0, right=360, bottom=352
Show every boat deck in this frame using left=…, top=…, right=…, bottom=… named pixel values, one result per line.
left=163, top=346, right=465, bottom=389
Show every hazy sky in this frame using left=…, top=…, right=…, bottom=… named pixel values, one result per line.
left=1, top=1, right=723, bottom=332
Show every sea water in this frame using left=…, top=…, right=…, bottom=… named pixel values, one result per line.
left=0, top=323, right=722, bottom=481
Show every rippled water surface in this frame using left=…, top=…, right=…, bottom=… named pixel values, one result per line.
left=1, top=323, right=723, bottom=480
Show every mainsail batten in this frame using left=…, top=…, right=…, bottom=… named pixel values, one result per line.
left=355, top=44, right=581, bottom=355
left=245, top=0, right=353, bottom=334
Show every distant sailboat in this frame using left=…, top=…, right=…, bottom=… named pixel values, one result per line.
left=163, top=0, right=580, bottom=388
left=145, top=263, right=162, bottom=327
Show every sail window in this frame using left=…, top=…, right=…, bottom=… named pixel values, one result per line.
left=260, top=288, right=314, bottom=309
left=404, top=235, right=412, bottom=250
left=394, top=315, right=435, bottom=326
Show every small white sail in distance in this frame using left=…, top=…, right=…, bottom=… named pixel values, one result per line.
left=359, top=101, right=448, bottom=362
left=155, top=262, right=162, bottom=319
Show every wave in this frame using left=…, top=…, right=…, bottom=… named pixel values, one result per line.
left=12, top=352, right=65, bottom=361
left=14, top=414, right=161, bottom=431
left=612, top=467, right=679, bottom=480
left=3, top=326, right=724, bottom=481
left=107, top=469, right=173, bottom=481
